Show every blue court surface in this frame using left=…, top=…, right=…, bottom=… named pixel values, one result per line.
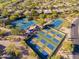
left=41, top=39, right=46, bottom=44
left=11, top=18, right=36, bottom=30
left=49, top=18, right=64, bottom=29
left=20, top=21, right=36, bottom=30
left=46, top=18, right=64, bottom=29
left=11, top=18, right=25, bottom=26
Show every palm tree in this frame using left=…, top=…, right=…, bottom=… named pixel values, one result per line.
left=11, top=28, right=21, bottom=35
left=39, top=14, right=46, bottom=19
left=5, top=43, right=22, bottom=59
left=29, top=49, right=37, bottom=57
left=0, top=30, right=6, bottom=35
left=0, top=19, right=3, bottom=26
left=51, top=10, right=57, bottom=18
left=0, top=18, right=8, bottom=27
left=31, top=9, right=39, bottom=16
left=9, top=15, right=17, bottom=21
left=0, top=44, right=5, bottom=59
left=61, top=41, right=74, bottom=53
left=1, top=9, right=9, bottom=17
left=28, top=16, right=33, bottom=21
left=19, top=40, right=28, bottom=48
left=6, top=25, right=12, bottom=29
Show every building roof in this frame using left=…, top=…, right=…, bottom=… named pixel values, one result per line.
left=43, top=9, right=52, bottom=14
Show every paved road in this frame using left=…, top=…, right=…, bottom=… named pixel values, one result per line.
left=71, top=18, right=79, bottom=44
left=71, top=18, right=79, bottom=59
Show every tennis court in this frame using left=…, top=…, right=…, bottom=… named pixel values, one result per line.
left=11, top=18, right=36, bottom=30
left=11, top=18, right=26, bottom=26
left=49, top=18, right=64, bottom=29
left=20, top=21, right=36, bottom=30
left=26, top=27, right=65, bottom=59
